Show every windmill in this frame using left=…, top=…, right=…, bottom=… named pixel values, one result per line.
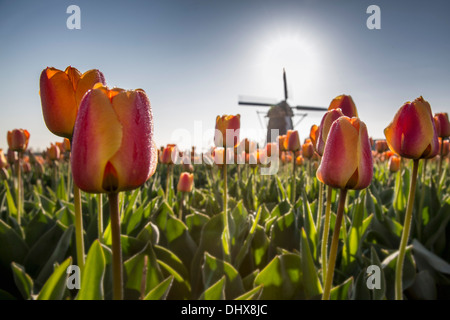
left=238, top=69, right=327, bottom=143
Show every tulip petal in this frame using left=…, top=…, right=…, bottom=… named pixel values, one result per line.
left=71, top=88, right=123, bottom=193
left=352, top=119, right=373, bottom=189
left=75, top=69, right=106, bottom=106
left=40, top=68, right=78, bottom=138
left=317, top=117, right=358, bottom=189
left=109, top=89, right=154, bottom=191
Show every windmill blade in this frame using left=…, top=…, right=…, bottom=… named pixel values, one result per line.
left=294, top=105, right=328, bottom=111
left=283, top=68, right=288, bottom=101
left=239, top=101, right=273, bottom=107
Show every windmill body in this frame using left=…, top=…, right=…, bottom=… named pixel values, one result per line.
left=238, top=69, right=327, bottom=143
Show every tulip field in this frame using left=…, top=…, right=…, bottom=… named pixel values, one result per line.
left=0, top=67, right=449, bottom=301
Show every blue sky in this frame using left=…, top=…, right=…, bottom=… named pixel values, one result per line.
left=0, top=0, right=449, bottom=152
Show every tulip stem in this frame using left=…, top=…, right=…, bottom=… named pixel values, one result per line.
left=67, top=159, right=72, bottom=201
left=178, top=192, right=185, bottom=221
left=108, top=192, right=123, bottom=300
left=322, top=188, right=347, bottom=300
left=321, top=186, right=333, bottom=286
left=97, top=194, right=103, bottom=241
left=438, top=138, right=444, bottom=179
left=15, top=154, right=22, bottom=225
left=165, top=164, right=172, bottom=200
left=395, top=159, right=419, bottom=300
left=292, top=158, right=296, bottom=205
left=73, top=183, right=85, bottom=271
left=316, top=181, right=324, bottom=256
left=222, top=153, right=231, bottom=263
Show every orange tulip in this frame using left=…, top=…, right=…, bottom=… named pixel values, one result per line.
left=316, top=108, right=345, bottom=156
left=161, top=144, right=178, bottom=165
left=266, top=142, right=279, bottom=157
left=215, top=114, right=240, bottom=147
left=442, top=139, right=449, bottom=157
left=40, top=66, right=106, bottom=139
left=47, top=143, right=61, bottom=161
left=384, top=96, right=439, bottom=159
left=328, top=95, right=358, bottom=118
left=296, top=155, right=304, bottom=166
left=284, top=130, right=300, bottom=152
left=0, top=149, right=7, bottom=169
left=434, top=113, right=450, bottom=138
left=310, top=124, right=319, bottom=151
left=317, top=117, right=373, bottom=190
left=388, top=156, right=401, bottom=173
left=302, top=139, right=314, bottom=159
left=71, top=84, right=157, bottom=193
left=277, top=135, right=287, bottom=152
left=7, top=129, right=30, bottom=152
left=177, top=172, right=194, bottom=193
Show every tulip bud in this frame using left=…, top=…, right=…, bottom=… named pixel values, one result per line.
left=434, top=113, right=450, bottom=138
left=317, top=117, right=373, bottom=190
left=7, top=149, right=16, bottom=165
left=161, top=144, right=178, bottom=165
left=316, top=108, right=345, bottom=156
left=177, top=172, right=194, bottom=193
left=71, top=84, right=156, bottom=193
left=302, top=139, right=314, bottom=159
left=328, top=95, right=358, bottom=118
left=214, top=114, right=240, bottom=147
left=310, top=124, right=319, bottom=151
left=388, top=156, right=401, bottom=173
left=284, top=130, right=300, bottom=152
left=40, top=66, right=106, bottom=139
left=384, top=96, right=439, bottom=159
left=266, top=142, right=279, bottom=157
left=7, top=129, right=30, bottom=152
left=277, top=135, right=287, bottom=152
left=375, top=140, right=388, bottom=153
left=0, top=149, right=7, bottom=169
left=296, top=155, right=304, bottom=166
left=47, top=143, right=61, bottom=161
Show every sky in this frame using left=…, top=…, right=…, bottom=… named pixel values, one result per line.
left=0, top=0, right=449, bottom=152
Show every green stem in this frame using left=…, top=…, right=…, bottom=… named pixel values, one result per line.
left=178, top=192, right=184, bottom=220
left=438, top=138, right=444, bottom=179
left=165, top=164, right=172, bottom=200
left=73, top=183, right=85, bottom=271
left=292, top=158, right=296, bottom=205
left=108, top=192, right=123, bottom=300
left=395, top=159, right=419, bottom=300
left=67, top=159, right=72, bottom=201
left=97, top=194, right=103, bottom=241
left=222, top=153, right=231, bottom=263
left=316, top=181, right=324, bottom=257
left=322, top=188, right=347, bottom=300
left=15, top=154, right=22, bottom=225
left=321, top=186, right=333, bottom=285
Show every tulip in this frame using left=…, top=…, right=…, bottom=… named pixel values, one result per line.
left=310, top=124, right=319, bottom=151
left=47, top=143, right=61, bottom=161
left=7, top=149, right=16, bottom=166
left=375, top=140, right=388, bottom=153
left=318, top=116, right=373, bottom=300
left=215, top=114, right=240, bottom=147
left=296, top=155, right=304, bottom=166
left=161, top=144, right=178, bottom=165
left=442, top=139, right=449, bottom=157
left=284, top=130, right=300, bottom=152
left=317, top=117, right=373, bottom=190
left=0, top=149, right=7, bottom=169
left=177, top=172, right=194, bottom=220
left=316, top=108, right=345, bottom=157
left=7, top=129, right=30, bottom=152
left=39, top=66, right=106, bottom=139
left=278, top=135, right=287, bottom=152
left=71, top=83, right=156, bottom=300
left=434, top=113, right=450, bottom=138
left=328, top=94, right=358, bottom=118
left=302, top=139, right=314, bottom=159
left=389, top=155, right=401, bottom=173
left=384, top=96, right=439, bottom=300
left=265, top=142, right=278, bottom=158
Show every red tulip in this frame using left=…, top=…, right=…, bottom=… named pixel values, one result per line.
left=40, top=66, right=106, bottom=139
left=317, top=117, right=373, bottom=190
left=434, top=113, right=450, bottom=138
left=384, top=96, right=439, bottom=159
left=284, top=130, right=300, bottom=152
left=316, top=108, right=345, bottom=156
left=215, top=114, right=240, bottom=147
left=7, top=129, right=30, bottom=152
left=177, top=172, right=194, bottom=193
left=328, top=95, right=358, bottom=118
left=71, top=84, right=156, bottom=193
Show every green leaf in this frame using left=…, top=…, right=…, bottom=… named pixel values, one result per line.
left=202, top=252, right=244, bottom=299
left=300, top=228, right=322, bottom=298
left=124, top=245, right=148, bottom=300
left=154, top=245, right=189, bottom=281
left=11, top=262, right=33, bottom=300
left=370, top=247, right=386, bottom=300
left=200, top=276, right=225, bottom=300
left=76, top=240, right=106, bottom=300
left=302, top=190, right=317, bottom=258
left=143, top=276, right=174, bottom=300
left=269, top=210, right=299, bottom=252
left=0, top=219, right=28, bottom=271
left=330, top=277, right=353, bottom=300
left=235, top=284, right=263, bottom=300
left=254, top=254, right=304, bottom=300
left=3, top=180, right=17, bottom=218
left=37, top=257, right=72, bottom=300
left=412, top=239, right=450, bottom=274
left=157, top=259, right=191, bottom=299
